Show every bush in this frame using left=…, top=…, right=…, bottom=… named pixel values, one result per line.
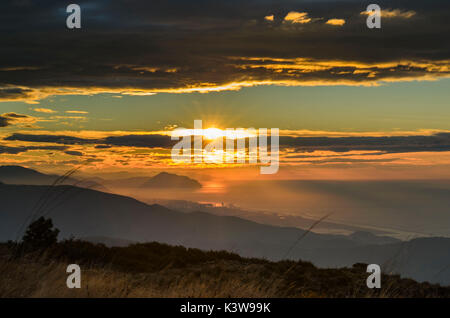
left=22, top=217, right=59, bottom=251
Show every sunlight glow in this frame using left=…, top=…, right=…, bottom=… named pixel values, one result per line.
left=172, top=127, right=257, bottom=140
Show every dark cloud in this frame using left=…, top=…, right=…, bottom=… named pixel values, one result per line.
left=65, top=150, right=84, bottom=156
left=0, top=112, right=35, bottom=127
left=5, top=132, right=450, bottom=155
left=0, top=117, right=8, bottom=127
left=103, top=135, right=175, bottom=148
left=5, top=133, right=175, bottom=148
left=279, top=133, right=450, bottom=153
left=286, top=158, right=399, bottom=164
left=0, top=87, right=35, bottom=102
left=285, top=151, right=389, bottom=159
left=4, top=133, right=95, bottom=144
left=2, top=113, right=28, bottom=119
left=0, top=144, right=67, bottom=154
left=0, top=0, right=448, bottom=101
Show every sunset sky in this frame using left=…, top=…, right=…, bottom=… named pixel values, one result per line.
left=0, top=0, right=449, bottom=180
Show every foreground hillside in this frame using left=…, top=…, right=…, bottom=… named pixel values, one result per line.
left=1, top=183, right=450, bottom=285
left=1, top=241, right=449, bottom=298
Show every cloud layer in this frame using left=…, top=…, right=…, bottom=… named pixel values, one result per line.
left=5, top=131, right=450, bottom=155
left=0, top=0, right=448, bottom=102
left=0, top=113, right=36, bottom=127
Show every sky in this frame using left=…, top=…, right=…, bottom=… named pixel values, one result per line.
left=0, top=0, right=449, bottom=180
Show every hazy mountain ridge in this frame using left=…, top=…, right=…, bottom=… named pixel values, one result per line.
left=0, top=165, right=108, bottom=192
left=104, top=172, right=202, bottom=189
left=142, top=172, right=202, bottom=189
left=0, top=183, right=358, bottom=251
left=0, top=183, right=449, bottom=285
left=148, top=199, right=399, bottom=238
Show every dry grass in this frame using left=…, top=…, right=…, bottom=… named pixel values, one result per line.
left=0, top=259, right=283, bottom=298
left=1, top=241, right=449, bottom=298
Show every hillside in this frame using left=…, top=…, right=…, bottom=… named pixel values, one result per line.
left=0, top=183, right=361, bottom=253
left=142, top=172, right=202, bottom=189
left=105, top=172, right=202, bottom=189
left=1, top=240, right=449, bottom=298
left=0, top=165, right=107, bottom=192
left=0, top=183, right=449, bottom=285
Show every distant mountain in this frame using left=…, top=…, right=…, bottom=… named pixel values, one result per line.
left=0, top=183, right=448, bottom=285
left=0, top=183, right=356, bottom=253
left=104, top=172, right=202, bottom=190
left=0, top=165, right=60, bottom=184
left=105, top=172, right=202, bottom=189
left=0, top=165, right=108, bottom=192
left=141, top=172, right=202, bottom=189
left=151, top=199, right=398, bottom=237
left=296, top=237, right=450, bottom=285
left=347, top=231, right=400, bottom=245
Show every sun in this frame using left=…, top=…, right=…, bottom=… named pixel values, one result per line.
left=170, top=126, right=256, bottom=140
left=202, top=128, right=224, bottom=140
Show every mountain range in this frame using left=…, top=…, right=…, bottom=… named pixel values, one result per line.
left=0, top=179, right=449, bottom=285
left=0, top=165, right=203, bottom=192
left=0, top=165, right=107, bottom=192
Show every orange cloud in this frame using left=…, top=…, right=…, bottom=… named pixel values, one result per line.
left=66, top=110, right=89, bottom=114
left=0, top=56, right=448, bottom=103
left=0, top=112, right=37, bottom=127
left=33, top=108, right=56, bottom=113
left=284, top=12, right=311, bottom=24
left=326, top=19, right=345, bottom=26
left=361, top=9, right=416, bottom=19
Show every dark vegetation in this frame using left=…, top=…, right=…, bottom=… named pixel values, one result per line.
left=1, top=217, right=449, bottom=298
left=21, top=217, right=59, bottom=251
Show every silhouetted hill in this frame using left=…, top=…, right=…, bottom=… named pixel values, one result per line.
left=0, top=183, right=356, bottom=253
left=0, top=165, right=108, bottom=192
left=2, top=240, right=449, bottom=297
left=297, top=237, right=450, bottom=285
left=348, top=231, right=399, bottom=245
left=141, top=172, right=202, bottom=189
left=103, top=172, right=202, bottom=190
left=0, top=165, right=60, bottom=184
left=153, top=199, right=400, bottom=238
left=0, top=183, right=449, bottom=285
